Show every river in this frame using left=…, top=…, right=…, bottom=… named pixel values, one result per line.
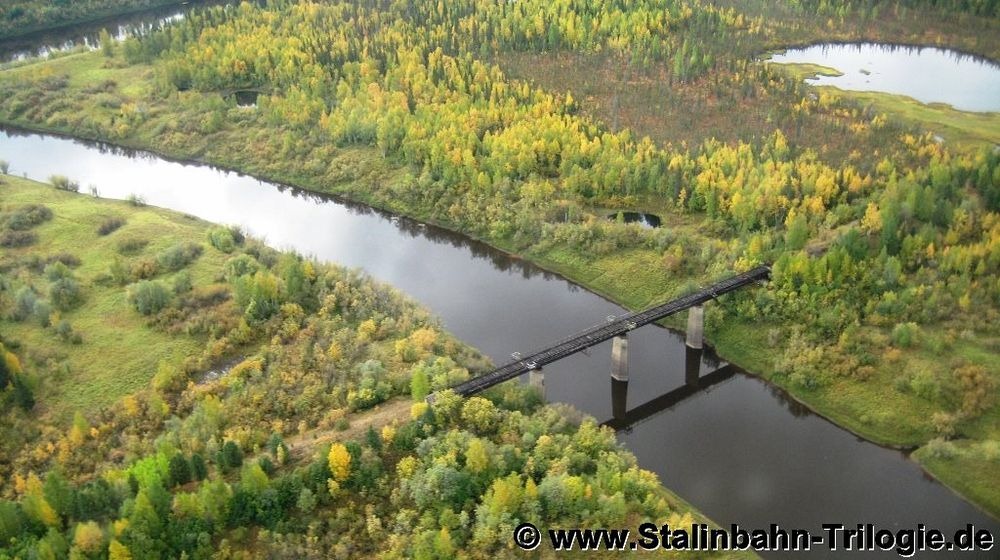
left=2, top=8, right=998, bottom=559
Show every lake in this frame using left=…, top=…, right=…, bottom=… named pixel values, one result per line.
left=768, top=43, right=1000, bottom=113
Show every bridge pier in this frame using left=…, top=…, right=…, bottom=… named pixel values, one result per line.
left=685, top=346, right=703, bottom=387
left=611, top=335, right=629, bottom=382
left=611, top=378, right=628, bottom=420
left=686, top=304, right=704, bottom=349
left=448, top=266, right=769, bottom=399
left=529, top=367, right=545, bottom=399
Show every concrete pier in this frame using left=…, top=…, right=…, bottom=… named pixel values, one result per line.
left=686, top=304, right=704, bottom=349
left=611, top=378, right=628, bottom=420
left=611, top=335, right=629, bottom=381
left=685, top=346, right=703, bottom=386
left=529, top=367, right=545, bottom=398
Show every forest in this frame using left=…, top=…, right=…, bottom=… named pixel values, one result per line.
left=0, top=0, right=997, bottom=556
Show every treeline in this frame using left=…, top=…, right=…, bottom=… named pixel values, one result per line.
left=0, top=390, right=679, bottom=558
left=791, top=0, right=1000, bottom=18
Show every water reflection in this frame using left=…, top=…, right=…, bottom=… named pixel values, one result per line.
left=0, top=0, right=228, bottom=64
left=607, top=211, right=662, bottom=228
left=606, top=346, right=737, bottom=432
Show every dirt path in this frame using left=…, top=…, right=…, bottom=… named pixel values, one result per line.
left=284, top=397, right=413, bottom=461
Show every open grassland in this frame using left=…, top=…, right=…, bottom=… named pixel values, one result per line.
left=0, top=174, right=231, bottom=418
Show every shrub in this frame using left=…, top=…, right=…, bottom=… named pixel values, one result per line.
left=11, top=287, right=37, bottom=321
left=207, top=226, right=239, bottom=253
left=153, top=360, right=187, bottom=393
left=128, top=280, right=172, bottom=315
left=44, top=261, right=72, bottom=281
left=116, top=237, right=148, bottom=255
left=0, top=230, right=36, bottom=247
left=97, top=216, right=125, bottom=236
left=0, top=160, right=8, bottom=174
left=891, top=322, right=919, bottom=348
left=126, top=193, right=146, bottom=207
left=2, top=204, right=52, bottom=230
left=130, top=258, right=159, bottom=280
left=923, top=438, right=957, bottom=460
left=32, top=299, right=52, bottom=327
left=173, top=271, right=193, bottom=294
left=223, top=254, right=260, bottom=280
left=49, top=277, right=82, bottom=310
left=908, top=370, right=943, bottom=402
left=106, top=257, right=129, bottom=286
left=157, top=242, right=203, bottom=272
left=45, top=253, right=81, bottom=268
left=49, top=175, right=80, bottom=192
left=55, top=320, right=82, bottom=344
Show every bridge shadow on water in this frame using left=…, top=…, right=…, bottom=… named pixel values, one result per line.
left=603, top=346, right=739, bottom=433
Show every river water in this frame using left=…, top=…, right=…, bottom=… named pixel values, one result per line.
left=2, top=9, right=998, bottom=558
left=0, top=1, right=230, bottom=64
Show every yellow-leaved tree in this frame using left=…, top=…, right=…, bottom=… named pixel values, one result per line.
left=328, top=443, right=351, bottom=482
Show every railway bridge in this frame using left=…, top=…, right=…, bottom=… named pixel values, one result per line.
left=431, top=264, right=770, bottom=401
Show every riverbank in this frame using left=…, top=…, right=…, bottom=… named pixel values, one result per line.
left=0, top=0, right=205, bottom=41
left=1, top=6, right=997, bottom=518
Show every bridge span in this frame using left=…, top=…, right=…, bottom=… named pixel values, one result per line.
left=439, top=264, right=770, bottom=399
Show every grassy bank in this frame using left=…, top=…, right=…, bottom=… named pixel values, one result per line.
left=0, top=173, right=232, bottom=418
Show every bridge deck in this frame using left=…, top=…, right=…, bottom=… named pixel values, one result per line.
left=446, top=265, right=770, bottom=398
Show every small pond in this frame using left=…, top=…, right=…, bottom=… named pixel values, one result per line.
left=608, top=211, right=662, bottom=228
left=233, top=90, right=259, bottom=108
left=768, top=43, right=1000, bottom=112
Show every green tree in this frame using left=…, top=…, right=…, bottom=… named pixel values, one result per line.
left=411, top=366, right=430, bottom=401
left=784, top=213, right=809, bottom=251
left=190, top=453, right=208, bottom=481
left=220, top=441, right=244, bottom=472
left=168, top=454, right=192, bottom=487
left=99, top=28, right=115, bottom=57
